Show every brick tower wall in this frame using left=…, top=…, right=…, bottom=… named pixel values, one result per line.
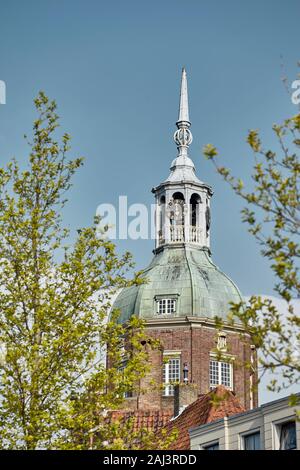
left=116, top=322, right=258, bottom=414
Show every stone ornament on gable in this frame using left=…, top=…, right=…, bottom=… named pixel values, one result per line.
left=217, top=332, right=227, bottom=351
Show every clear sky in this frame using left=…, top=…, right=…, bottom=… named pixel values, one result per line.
left=0, top=0, right=299, bottom=402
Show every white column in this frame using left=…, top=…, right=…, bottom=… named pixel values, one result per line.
left=165, top=190, right=172, bottom=244
left=198, top=191, right=205, bottom=246
left=184, top=189, right=190, bottom=243
left=155, top=195, right=159, bottom=248
left=206, top=195, right=211, bottom=249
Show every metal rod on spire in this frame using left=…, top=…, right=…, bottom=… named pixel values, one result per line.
left=177, top=67, right=190, bottom=124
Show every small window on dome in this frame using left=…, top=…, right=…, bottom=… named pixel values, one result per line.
left=156, top=298, right=176, bottom=315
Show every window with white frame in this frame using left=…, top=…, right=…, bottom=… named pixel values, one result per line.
left=243, top=431, right=261, bottom=450
left=203, top=441, right=219, bottom=450
left=156, top=298, right=176, bottom=315
left=209, top=360, right=233, bottom=390
left=279, top=421, right=297, bottom=450
left=119, top=361, right=133, bottom=398
left=163, top=356, right=180, bottom=396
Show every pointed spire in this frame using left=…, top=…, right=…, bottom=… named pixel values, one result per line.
left=177, top=67, right=190, bottom=124
left=164, top=68, right=202, bottom=184
left=174, top=68, right=193, bottom=158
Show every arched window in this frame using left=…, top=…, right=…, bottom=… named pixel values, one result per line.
left=172, top=191, right=184, bottom=201
left=159, top=195, right=166, bottom=231
left=170, top=192, right=185, bottom=226
left=190, top=193, right=201, bottom=227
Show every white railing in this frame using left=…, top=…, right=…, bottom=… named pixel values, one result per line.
left=158, top=225, right=202, bottom=246
left=170, top=225, right=185, bottom=243
left=189, top=226, right=201, bottom=244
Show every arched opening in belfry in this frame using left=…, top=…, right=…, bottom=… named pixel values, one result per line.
left=159, top=195, right=166, bottom=227
left=170, top=192, right=185, bottom=226
left=168, top=192, right=185, bottom=242
left=190, top=193, right=201, bottom=227
left=189, top=193, right=201, bottom=244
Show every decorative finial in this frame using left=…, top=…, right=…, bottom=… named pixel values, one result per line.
left=174, top=68, right=193, bottom=157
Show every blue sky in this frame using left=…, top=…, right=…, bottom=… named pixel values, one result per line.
left=0, top=0, right=299, bottom=401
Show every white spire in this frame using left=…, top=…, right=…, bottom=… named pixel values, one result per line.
left=166, top=67, right=200, bottom=183
left=177, top=67, right=190, bottom=123
left=174, top=68, right=193, bottom=159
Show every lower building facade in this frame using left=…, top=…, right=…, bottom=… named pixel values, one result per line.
left=190, top=393, right=300, bottom=450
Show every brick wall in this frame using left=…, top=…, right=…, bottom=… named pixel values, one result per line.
left=118, top=321, right=258, bottom=413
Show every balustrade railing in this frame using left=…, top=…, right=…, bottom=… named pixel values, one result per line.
left=158, top=225, right=201, bottom=246
left=189, top=226, right=201, bottom=243
left=170, top=225, right=185, bottom=242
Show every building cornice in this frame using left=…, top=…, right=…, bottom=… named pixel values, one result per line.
left=152, top=180, right=213, bottom=195
left=144, top=316, right=250, bottom=335
left=153, top=243, right=212, bottom=256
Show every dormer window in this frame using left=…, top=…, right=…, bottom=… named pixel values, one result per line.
left=154, top=294, right=179, bottom=316
left=156, top=298, right=176, bottom=315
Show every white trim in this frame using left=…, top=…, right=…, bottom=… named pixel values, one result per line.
left=156, top=298, right=177, bottom=315
left=162, top=354, right=181, bottom=397
left=272, top=417, right=297, bottom=450
left=164, top=350, right=182, bottom=356
left=200, top=440, right=220, bottom=450
left=239, top=428, right=261, bottom=450
left=209, top=351, right=235, bottom=361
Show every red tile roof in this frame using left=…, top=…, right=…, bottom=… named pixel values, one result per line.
left=164, top=385, right=245, bottom=450
left=107, top=386, right=244, bottom=449
left=108, top=410, right=173, bottom=434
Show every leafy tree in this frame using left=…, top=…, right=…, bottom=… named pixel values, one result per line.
left=0, top=92, right=172, bottom=449
left=203, top=105, right=300, bottom=401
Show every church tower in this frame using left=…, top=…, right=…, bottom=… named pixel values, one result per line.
left=112, top=69, right=258, bottom=413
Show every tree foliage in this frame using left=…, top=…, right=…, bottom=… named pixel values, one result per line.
left=0, top=92, right=172, bottom=449
left=203, top=109, right=300, bottom=397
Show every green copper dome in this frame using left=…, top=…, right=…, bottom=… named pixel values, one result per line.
left=113, top=246, right=243, bottom=324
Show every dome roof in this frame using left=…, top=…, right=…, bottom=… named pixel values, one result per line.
left=165, top=154, right=203, bottom=184
left=113, top=246, right=243, bottom=324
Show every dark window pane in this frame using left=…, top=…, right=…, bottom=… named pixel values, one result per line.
left=204, top=443, right=219, bottom=450
left=244, top=432, right=260, bottom=450
left=280, top=422, right=297, bottom=450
